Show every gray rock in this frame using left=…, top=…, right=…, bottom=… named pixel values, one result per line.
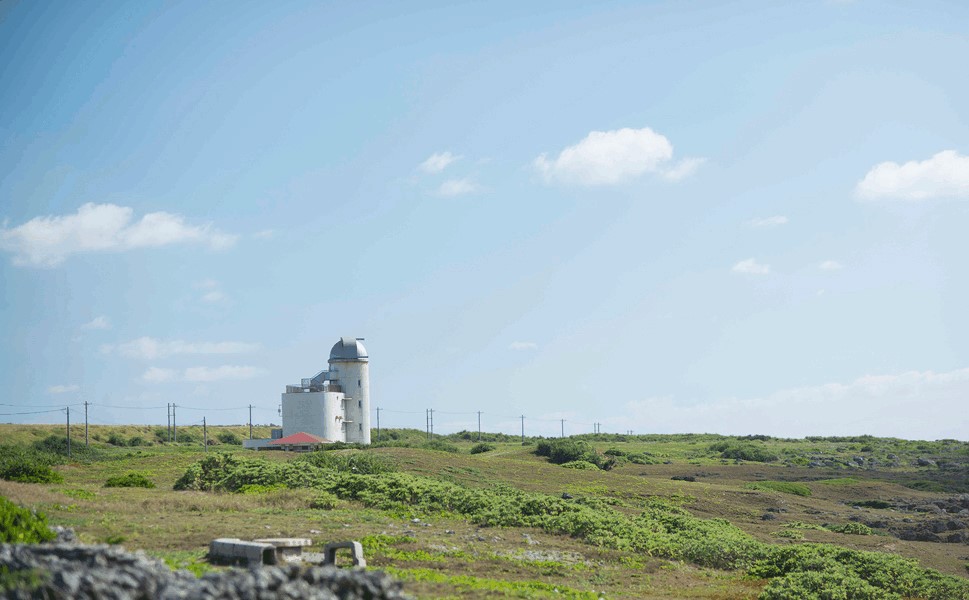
left=0, top=543, right=410, bottom=600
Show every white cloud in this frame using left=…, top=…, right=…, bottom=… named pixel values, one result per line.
left=534, top=126, right=702, bottom=185
left=142, top=367, right=176, bottom=383
left=253, top=229, right=275, bottom=240
left=48, top=384, right=79, bottom=394
left=660, top=157, right=707, bottom=182
left=621, top=367, right=969, bottom=439
left=438, top=178, right=477, bottom=197
left=0, top=203, right=238, bottom=267
left=819, top=260, right=844, bottom=271
left=747, top=216, right=789, bottom=228
left=856, top=150, right=969, bottom=200
left=184, top=365, right=266, bottom=382
left=80, top=315, right=111, bottom=330
left=732, top=258, right=770, bottom=275
left=113, top=337, right=259, bottom=360
left=141, top=365, right=265, bottom=383
left=419, top=151, right=461, bottom=174
left=201, top=290, right=226, bottom=303
left=509, top=341, right=538, bottom=351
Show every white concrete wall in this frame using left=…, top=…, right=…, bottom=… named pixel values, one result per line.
left=281, top=391, right=346, bottom=441
left=328, top=360, right=370, bottom=444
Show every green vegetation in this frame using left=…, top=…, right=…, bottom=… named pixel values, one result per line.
left=469, top=442, right=495, bottom=454
left=216, top=431, right=242, bottom=445
left=744, top=481, right=812, bottom=496
left=104, top=472, right=155, bottom=488
left=3, top=425, right=969, bottom=599
left=0, top=447, right=62, bottom=484
left=710, top=441, right=779, bottom=463
left=829, top=522, right=875, bottom=535
left=0, top=496, right=55, bottom=543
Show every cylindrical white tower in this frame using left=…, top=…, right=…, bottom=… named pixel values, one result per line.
left=328, top=337, right=371, bottom=444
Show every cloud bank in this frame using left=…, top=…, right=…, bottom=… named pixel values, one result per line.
left=732, top=258, right=770, bottom=275
left=534, top=127, right=702, bottom=185
left=621, top=367, right=969, bottom=439
left=141, top=365, right=265, bottom=383
left=0, top=203, right=237, bottom=267
left=419, top=151, right=461, bottom=174
left=856, top=150, right=969, bottom=200
left=106, top=337, right=259, bottom=360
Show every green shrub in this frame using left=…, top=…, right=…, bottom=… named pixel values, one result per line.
left=626, top=453, right=658, bottom=465
left=237, top=483, right=287, bottom=494
left=295, top=451, right=397, bottom=474
left=104, top=472, right=155, bottom=488
left=217, top=432, right=242, bottom=445
left=830, top=522, right=874, bottom=535
left=561, top=460, right=600, bottom=470
left=0, top=496, right=55, bottom=543
left=106, top=433, right=127, bottom=446
left=128, top=436, right=149, bottom=447
left=745, top=481, right=811, bottom=497
left=421, top=439, right=460, bottom=453
left=0, top=447, right=62, bottom=484
left=709, top=441, right=778, bottom=462
left=310, top=491, right=339, bottom=509
left=535, top=439, right=605, bottom=467
left=469, top=443, right=495, bottom=454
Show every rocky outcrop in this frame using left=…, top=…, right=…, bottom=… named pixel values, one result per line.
left=0, top=543, right=409, bottom=600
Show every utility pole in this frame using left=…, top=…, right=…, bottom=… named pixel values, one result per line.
left=203, top=417, right=208, bottom=452
left=429, top=409, right=434, bottom=437
left=248, top=404, right=253, bottom=440
left=172, top=404, right=177, bottom=443
left=167, top=403, right=171, bottom=442
left=84, top=401, right=89, bottom=447
left=425, top=409, right=430, bottom=440
left=477, top=411, right=482, bottom=442
left=376, top=407, right=381, bottom=442
left=561, top=419, right=565, bottom=438
left=520, top=415, right=525, bottom=444
left=66, top=406, right=71, bottom=459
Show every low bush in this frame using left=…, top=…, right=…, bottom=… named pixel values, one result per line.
left=104, top=472, right=155, bottom=488
left=309, top=491, right=339, bottom=510
left=744, top=481, right=811, bottom=497
left=469, top=443, right=495, bottom=454
left=107, top=433, right=127, bottom=446
left=561, top=460, right=599, bottom=470
left=0, top=496, right=55, bottom=543
left=421, top=440, right=460, bottom=453
left=829, top=522, right=874, bottom=535
left=217, top=432, right=242, bottom=445
left=296, top=451, right=397, bottom=474
left=0, top=446, right=62, bottom=484
left=535, top=439, right=608, bottom=468
left=709, top=441, right=778, bottom=463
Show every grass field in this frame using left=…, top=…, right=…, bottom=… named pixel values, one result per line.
left=2, top=424, right=968, bottom=599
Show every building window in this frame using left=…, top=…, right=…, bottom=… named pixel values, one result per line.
left=357, top=379, right=361, bottom=387
left=358, top=423, right=362, bottom=431
left=357, top=400, right=362, bottom=409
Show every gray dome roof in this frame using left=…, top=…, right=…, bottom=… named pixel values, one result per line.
left=329, top=337, right=368, bottom=362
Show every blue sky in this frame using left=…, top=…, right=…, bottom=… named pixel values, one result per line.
left=3, top=0, right=969, bottom=439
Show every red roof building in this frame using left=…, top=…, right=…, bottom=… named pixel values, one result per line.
left=264, top=431, right=332, bottom=452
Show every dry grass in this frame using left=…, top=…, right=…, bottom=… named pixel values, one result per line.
left=1, top=427, right=968, bottom=598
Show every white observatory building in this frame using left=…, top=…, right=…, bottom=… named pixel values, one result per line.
left=279, top=336, right=371, bottom=444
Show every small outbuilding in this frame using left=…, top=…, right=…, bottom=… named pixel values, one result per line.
left=265, top=431, right=331, bottom=452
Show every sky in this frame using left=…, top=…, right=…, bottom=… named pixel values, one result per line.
left=2, top=0, right=969, bottom=440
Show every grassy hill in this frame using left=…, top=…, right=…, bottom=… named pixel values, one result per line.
left=1, top=424, right=968, bottom=598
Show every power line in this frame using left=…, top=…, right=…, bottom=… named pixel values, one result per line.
left=0, top=408, right=68, bottom=416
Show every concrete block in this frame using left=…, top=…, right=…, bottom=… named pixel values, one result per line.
left=323, top=540, right=366, bottom=568
left=209, top=538, right=277, bottom=567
